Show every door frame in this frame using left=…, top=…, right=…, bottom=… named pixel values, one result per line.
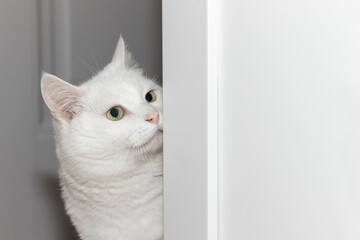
left=163, top=0, right=218, bottom=239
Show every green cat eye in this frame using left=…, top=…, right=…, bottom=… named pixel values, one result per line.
left=145, top=90, right=156, bottom=102
left=106, top=106, right=124, bottom=121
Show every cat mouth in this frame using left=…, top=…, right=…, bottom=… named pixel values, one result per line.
left=129, top=128, right=163, bottom=149
left=145, top=129, right=162, bottom=145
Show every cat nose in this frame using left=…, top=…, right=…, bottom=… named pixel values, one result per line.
left=144, top=110, right=159, bottom=124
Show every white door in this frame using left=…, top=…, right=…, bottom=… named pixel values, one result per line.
left=219, top=0, right=360, bottom=239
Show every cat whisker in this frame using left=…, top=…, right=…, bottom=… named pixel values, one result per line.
left=79, top=57, right=97, bottom=76
left=92, top=54, right=101, bottom=72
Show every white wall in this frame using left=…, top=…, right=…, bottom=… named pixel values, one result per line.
left=219, top=0, right=360, bottom=239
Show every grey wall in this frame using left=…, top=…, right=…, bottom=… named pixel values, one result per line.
left=0, top=1, right=38, bottom=239
left=0, top=1, right=161, bottom=239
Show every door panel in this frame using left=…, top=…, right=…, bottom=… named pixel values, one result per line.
left=219, top=0, right=360, bottom=239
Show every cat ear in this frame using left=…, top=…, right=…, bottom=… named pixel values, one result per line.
left=111, top=35, right=133, bottom=68
left=41, top=73, right=83, bottom=122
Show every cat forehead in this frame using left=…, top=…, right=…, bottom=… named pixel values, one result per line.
left=79, top=68, right=160, bottom=110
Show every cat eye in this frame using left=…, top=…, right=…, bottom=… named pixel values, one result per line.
left=145, top=90, right=156, bottom=102
left=106, top=106, right=124, bottom=121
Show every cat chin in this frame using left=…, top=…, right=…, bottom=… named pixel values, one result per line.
left=129, top=130, right=163, bottom=152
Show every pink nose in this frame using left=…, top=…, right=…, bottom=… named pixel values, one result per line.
left=145, top=110, right=159, bottom=124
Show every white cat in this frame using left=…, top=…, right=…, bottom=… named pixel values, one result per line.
left=41, top=36, right=163, bottom=240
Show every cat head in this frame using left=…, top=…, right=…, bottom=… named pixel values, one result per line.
left=41, top=36, right=162, bottom=176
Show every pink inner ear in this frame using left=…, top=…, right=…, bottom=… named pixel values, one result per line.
left=54, top=89, right=83, bottom=120
left=41, top=73, right=83, bottom=122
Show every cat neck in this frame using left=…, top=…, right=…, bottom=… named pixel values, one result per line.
left=59, top=151, right=162, bottom=205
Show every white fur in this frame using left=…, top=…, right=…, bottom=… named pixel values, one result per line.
left=41, top=37, right=163, bottom=240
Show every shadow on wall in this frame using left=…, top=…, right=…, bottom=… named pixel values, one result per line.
left=36, top=174, right=78, bottom=240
